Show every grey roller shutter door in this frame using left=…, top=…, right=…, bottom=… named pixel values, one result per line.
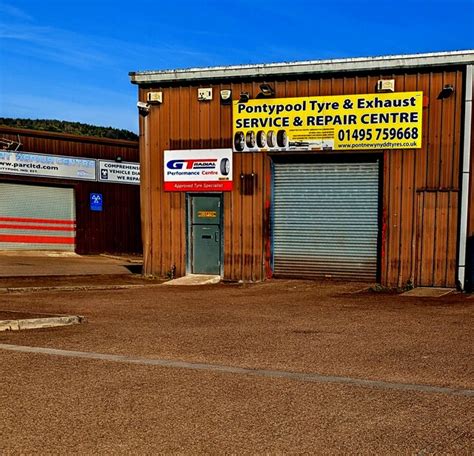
left=273, top=161, right=379, bottom=280
left=0, top=183, right=76, bottom=251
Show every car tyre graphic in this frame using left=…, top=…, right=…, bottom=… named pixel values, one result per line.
left=277, top=130, right=288, bottom=147
left=267, top=130, right=276, bottom=148
left=234, top=132, right=245, bottom=151
left=246, top=131, right=256, bottom=148
left=256, top=131, right=267, bottom=148
left=220, top=158, right=230, bottom=176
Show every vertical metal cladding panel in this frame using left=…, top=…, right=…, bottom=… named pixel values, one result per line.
left=273, top=161, right=380, bottom=280
left=0, top=183, right=76, bottom=251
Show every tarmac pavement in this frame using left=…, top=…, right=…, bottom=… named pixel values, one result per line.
left=1, top=348, right=472, bottom=454
left=0, top=251, right=140, bottom=277
left=0, top=277, right=473, bottom=453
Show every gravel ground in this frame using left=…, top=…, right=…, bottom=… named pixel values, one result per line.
left=0, top=253, right=141, bottom=278
left=0, top=279, right=473, bottom=453
left=0, top=274, right=153, bottom=288
left=0, top=311, right=54, bottom=320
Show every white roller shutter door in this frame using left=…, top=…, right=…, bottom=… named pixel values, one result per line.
left=272, top=161, right=380, bottom=280
left=0, top=183, right=76, bottom=251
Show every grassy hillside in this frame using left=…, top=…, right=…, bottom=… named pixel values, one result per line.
left=0, top=118, right=138, bottom=141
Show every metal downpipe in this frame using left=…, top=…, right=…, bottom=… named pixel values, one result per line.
left=458, top=65, right=473, bottom=290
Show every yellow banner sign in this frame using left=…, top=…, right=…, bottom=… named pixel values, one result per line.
left=233, top=92, right=423, bottom=152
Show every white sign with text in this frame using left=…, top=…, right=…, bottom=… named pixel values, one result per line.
left=0, top=150, right=97, bottom=181
left=98, top=160, right=140, bottom=185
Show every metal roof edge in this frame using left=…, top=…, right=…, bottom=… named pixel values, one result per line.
left=129, top=50, right=474, bottom=85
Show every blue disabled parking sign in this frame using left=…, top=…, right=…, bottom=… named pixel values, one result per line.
left=90, top=193, right=103, bottom=211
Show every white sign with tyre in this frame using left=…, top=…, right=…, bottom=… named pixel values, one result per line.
left=163, top=148, right=233, bottom=192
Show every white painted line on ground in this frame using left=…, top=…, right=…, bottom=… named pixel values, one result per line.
left=0, top=343, right=473, bottom=397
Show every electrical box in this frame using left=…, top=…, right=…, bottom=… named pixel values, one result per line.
left=376, top=79, right=395, bottom=92
left=198, top=88, right=213, bottom=101
left=147, top=91, right=163, bottom=103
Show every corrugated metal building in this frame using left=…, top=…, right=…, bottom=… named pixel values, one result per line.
left=0, top=126, right=142, bottom=254
left=130, top=50, right=474, bottom=289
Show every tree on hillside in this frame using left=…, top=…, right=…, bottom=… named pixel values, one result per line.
left=0, top=118, right=138, bottom=141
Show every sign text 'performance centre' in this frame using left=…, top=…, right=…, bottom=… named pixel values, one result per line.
left=164, top=149, right=233, bottom=192
left=233, top=91, right=423, bottom=152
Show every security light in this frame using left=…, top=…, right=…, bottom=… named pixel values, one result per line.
left=220, top=89, right=232, bottom=105
left=238, top=92, right=250, bottom=103
left=137, top=101, right=151, bottom=115
left=258, top=83, right=275, bottom=97
left=438, top=84, right=454, bottom=99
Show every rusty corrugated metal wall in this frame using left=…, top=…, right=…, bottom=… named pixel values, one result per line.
left=139, top=67, right=465, bottom=286
left=0, top=127, right=142, bottom=254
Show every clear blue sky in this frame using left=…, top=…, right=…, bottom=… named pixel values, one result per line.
left=0, top=0, right=473, bottom=133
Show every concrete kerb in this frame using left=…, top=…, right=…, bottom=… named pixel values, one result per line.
left=99, top=253, right=143, bottom=264
left=0, top=315, right=86, bottom=332
left=0, top=278, right=219, bottom=294
left=0, top=279, right=224, bottom=294
left=163, top=274, right=221, bottom=286
left=0, top=284, right=159, bottom=294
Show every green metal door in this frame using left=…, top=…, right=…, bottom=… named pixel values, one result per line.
left=190, top=195, right=221, bottom=274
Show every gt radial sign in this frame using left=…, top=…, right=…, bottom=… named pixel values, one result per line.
left=233, top=91, right=423, bottom=152
left=164, top=149, right=232, bottom=192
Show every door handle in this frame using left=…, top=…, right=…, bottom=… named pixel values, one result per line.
left=214, top=232, right=219, bottom=242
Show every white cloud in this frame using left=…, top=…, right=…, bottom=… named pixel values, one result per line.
left=0, top=19, right=222, bottom=71
left=0, top=23, right=113, bottom=68
left=0, top=3, right=33, bottom=21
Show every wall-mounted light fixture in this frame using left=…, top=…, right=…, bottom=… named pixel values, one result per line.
left=438, top=84, right=455, bottom=99
left=238, top=92, right=250, bottom=103
left=137, top=101, right=150, bottom=116
left=220, top=89, right=232, bottom=105
left=115, top=156, right=123, bottom=163
left=257, top=83, right=275, bottom=98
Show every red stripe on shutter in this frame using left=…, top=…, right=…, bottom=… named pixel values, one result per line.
left=0, top=216, right=75, bottom=225
left=0, top=234, right=75, bottom=245
left=0, top=224, right=76, bottom=232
